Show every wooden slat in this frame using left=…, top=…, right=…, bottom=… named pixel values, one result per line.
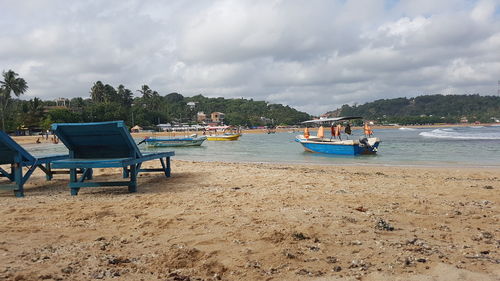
left=69, top=181, right=133, bottom=188
left=51, top=121, right=175, bottom=195
left=0, top=184, right=17, bottom=190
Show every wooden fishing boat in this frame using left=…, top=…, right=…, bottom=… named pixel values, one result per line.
left=206, top=126, right=242, bottom=141
left=141, top=135, right=207, bottom=147
left=295, top=117, right=380, bottom=155
left=206, top=133, right=241, bottom=141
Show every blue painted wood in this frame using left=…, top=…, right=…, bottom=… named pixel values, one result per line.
left=50, top=121, right=175, bottom=195
left=0, top=131, right=35, bottom=165
left=297, top=140, right=380, bottom=155
left=0, top=131, right=68, bottom=197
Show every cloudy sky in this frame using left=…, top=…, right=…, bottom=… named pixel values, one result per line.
left=1, top=0, right=499, bottom=115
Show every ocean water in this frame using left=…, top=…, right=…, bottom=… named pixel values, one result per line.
left=25, top=126, right=500, bottom=167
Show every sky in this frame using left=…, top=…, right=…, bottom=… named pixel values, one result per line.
left=1, top=0, right=499, bottom=115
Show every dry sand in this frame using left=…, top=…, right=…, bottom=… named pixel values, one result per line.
left=0, top=160, right=499, bottom=281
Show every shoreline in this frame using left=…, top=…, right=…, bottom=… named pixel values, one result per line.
left=8, top=122, right=499, bottom=145
left=172, top=158, right=500, bottom=170
left=1, top=160, right=498, bottom=280
left=14, top=141, right=500, bottom=170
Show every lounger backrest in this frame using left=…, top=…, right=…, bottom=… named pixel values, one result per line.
left=51, top=121, right=142, bottom=159
left=0, top=131, right=35, bottom=164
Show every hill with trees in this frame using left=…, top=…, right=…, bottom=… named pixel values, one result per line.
left=326, top=94, right=500, bottom=125
left=0, top=70, right=311, bottom=132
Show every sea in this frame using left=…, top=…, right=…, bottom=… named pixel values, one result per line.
left=25, top=125, right=500, bottom=168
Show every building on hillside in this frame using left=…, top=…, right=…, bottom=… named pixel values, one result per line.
left=43, top=98, right=71, bottom=113
left=460, top=116, right=468, bottom=123
left=55, top=98, right=70, bottom=107
left=211, top=112, right=225, bottom=124
left=187, top=102, right=197, bottom=109
left=197, top=112, right=207, bottom=123
left=260, top=116, right=272, bottom=125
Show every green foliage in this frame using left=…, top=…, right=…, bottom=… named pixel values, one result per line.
left=184, top=95, right=310, bottom=126
left=1, top=75, right=311, bottom=131
left=330, top=94, right=500, bottom=125
left=0, top=70, right=28, bottom=131
left=47, top=108, right=81, bottom=123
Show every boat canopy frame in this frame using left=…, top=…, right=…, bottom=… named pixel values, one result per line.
left=302, top=116, right=362, bottom=125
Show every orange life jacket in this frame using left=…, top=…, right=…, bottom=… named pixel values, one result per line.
left=364, top=124, right=373, bottom=136
left=317, top=126, right=325, bottom=138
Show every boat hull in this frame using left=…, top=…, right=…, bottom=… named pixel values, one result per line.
left=144, top=137, right=206, bottom=147
left=297, top=138, right=380, bottom=155
left=206, top=134, right=241, bottom=141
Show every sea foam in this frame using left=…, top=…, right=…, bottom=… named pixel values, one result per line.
left=419, top=129, right=500, bottom=140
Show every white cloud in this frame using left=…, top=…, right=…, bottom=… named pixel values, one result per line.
left=0, top=0, right=499, bottom=115
left=471, top=0, right=496, bottom=22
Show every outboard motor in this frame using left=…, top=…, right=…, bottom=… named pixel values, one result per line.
left=359, top=137, right=369, bottom=147
left=359, top=137, right=378, bottom=152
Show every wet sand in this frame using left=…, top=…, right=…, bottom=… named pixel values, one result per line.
left=0, top=160, right=498, bottom=280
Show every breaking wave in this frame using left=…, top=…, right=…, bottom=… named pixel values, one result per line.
left=419, top=129, right=500, bottom=140
left=398, top=127, right=417, bottom=131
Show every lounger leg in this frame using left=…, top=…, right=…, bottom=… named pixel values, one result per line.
left=45, top=163, right=52, bottom=180
left=13, top=163, right=24, bottom=197
left=128, top=165, right=137, bottom=193
left=81, top=168, right=93, bottom=180
left=166, top=157, right=171, bottom=178
left=70, top=168, right=79, bottom=196
left=86, top=168, right=93, bottom=180
left=122, top=167, right=129, bottom=178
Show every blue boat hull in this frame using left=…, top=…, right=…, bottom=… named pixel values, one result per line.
left=144, top=137, right=206, bottom=147
left=298, top=140, right=380, bottom=155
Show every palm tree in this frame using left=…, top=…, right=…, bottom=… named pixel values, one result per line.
left=90, top=81, right=105, bottom=103
left=117, top=85, right=133, bottom=107
left=25, top=97, right=45, bottom=128
left=137, top=85, right=153, bottom=99
left=0, top=70, right=28, bottom=131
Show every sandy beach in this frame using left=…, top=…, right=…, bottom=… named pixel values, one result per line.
left=0, top=159, right=498, bottom=281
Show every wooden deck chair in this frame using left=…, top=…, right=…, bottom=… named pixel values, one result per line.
left=0, top=131, right=68, bottom=197
left=50, top=121, right=175, bottom=196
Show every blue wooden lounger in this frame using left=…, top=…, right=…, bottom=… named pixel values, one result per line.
left=50, top=121, right=174, bottom=195
left=0, top=131, right=68, bottom=197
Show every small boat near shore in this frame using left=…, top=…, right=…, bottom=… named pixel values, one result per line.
left=295, top=117, right=380, bottom=155
left=141, top=135, right=207, bottom=147
left=206, top=126, right=242, bottom=141
left=206, top=133, right=241, bottom=141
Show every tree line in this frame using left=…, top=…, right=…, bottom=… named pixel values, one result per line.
left=0, top=70, right=311, bottom=133
left=328, top=95, right=500, bottom=125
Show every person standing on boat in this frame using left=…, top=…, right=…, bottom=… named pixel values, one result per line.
left=364, top=123, right=373, bottom=137
left=344, top=123, right=352, bottom=135
left=304, top=127, right=310, bottom=139
left=330, top=124, right=342, bottom=140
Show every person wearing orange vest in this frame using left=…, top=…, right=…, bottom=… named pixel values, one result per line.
left=330, top=124, right=342, bottom=140
left=336, top=124, right=343, bottom=140
left=364, top=123, right=373, bottom=137
left=330, top=125, right=337, bottom=139
left=317, top=126, right=325, bottom=138
left=304, top=127, right=310, bottom=139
